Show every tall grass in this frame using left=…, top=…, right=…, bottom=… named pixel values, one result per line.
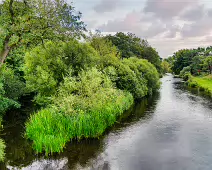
left=26, top=90, right=133, bottom=154
left=0, top=139, right=5, bottom=161
left=0, top=119, right=5, bottom=161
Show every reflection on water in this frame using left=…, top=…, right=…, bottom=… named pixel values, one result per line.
left=1, top=74, right=212, bottom=170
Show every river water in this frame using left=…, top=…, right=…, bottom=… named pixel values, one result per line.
left=1, top=74, right=212, bottom=170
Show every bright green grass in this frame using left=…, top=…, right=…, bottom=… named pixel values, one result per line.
left=0, top=139, right=5, bottom=161
left=25, top=91, right=133, bottom=154
left=188, top=75, right=212, bottom=96
left=0, top=119, right=5, bottom=161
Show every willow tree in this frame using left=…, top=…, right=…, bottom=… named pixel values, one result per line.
left=0, top=0, right=86, bottom=66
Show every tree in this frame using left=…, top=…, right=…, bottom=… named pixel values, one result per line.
left=23, top=40, right=100, bottom=105
left=203, top=56, right=212, bottom=74
left=171, top=49, right=198, bottom=74
left=105, top=32, right=161, bottom=72
left=0, top=0, right=86, bottom=66
left=161, top=60, right=171, bottom=74
left=190, top=56, right=204, bottom=75
left=88, top=33, right=120, bottom=58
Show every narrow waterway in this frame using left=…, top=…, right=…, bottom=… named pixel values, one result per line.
left=1, top=74, right=212, bottom=170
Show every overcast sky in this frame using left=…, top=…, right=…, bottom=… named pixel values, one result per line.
left=71, top=0, right=212, bottom=58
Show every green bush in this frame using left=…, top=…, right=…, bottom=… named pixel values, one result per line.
left=0, top=65, right=25, bottom=100
left=90, top=36, right=151, bottom=98
left=0, top=79, right=20, bottom=114
left=180, top=66, right=191, bottom=79
left=24, top=41, right=100, bottom=105
left=182, top=72, right=192, bottom=81
left=26, top=68, right=133, bottom=154
left=98, top=55, right=149, bottom=99
left=0, top=65, right=23, bottom=114
left=122, top=57, right=160, bottom=95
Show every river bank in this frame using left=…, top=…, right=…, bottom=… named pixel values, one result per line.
left=187, top=75, right=212, bottom=97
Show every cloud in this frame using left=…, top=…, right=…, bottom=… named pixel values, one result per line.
left=98, top=11, right=142, bottom=32
left=207, top=9, right=212, bottom=17
left=143, top=0, right=198, bottom=20
left=204, top=36, right=212, bottom=42
left=93, top=0, right=121, bottom=13
left=98, top=11, right=169, bottom=38
left=180, top=17, right=212, bottom=38
left=180, top=4, right=205, bottom=21
left=149, top=36, right=212, bottom=58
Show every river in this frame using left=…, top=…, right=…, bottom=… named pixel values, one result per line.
left=1, top=74, right=212, bottom=170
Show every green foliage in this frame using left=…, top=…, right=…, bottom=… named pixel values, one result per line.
left=24, top=40, right=100, bottom=105
left=190, top=56, right=204, bottom=75
left=172, top=49, right=197, bottom=75
left=24, top=34, right=160, bottom=154
left=0, top=119, right=5, bottom=162
left=89, top=36, right=160, bottom=99
left=188, top=75, right=212, bottom=96
left=24, top=41, right=67, bottom=104
left=100, top=57, right=160, bottom=98
left=203, top=56, right=212, bottom=74
left=0, top=139, right=5, bottom=161
left=53, top=68, right=115, bottom=113
left=0, top=65, right=25, bottom=100
left=122, top=57, right=160, bottom=96
left=105, top=32, right=162, bottom=72
left=106, top=32, right=146, bottom=59
left=5, top=46, right=27, bottom=72
left=0, top=66, right=22, bottom=113
left=63, top=40, right=100, bottom=73
left=161, top=60, right=171, bottom=74
left=0, top=0, right=86, bottom=65
left=170, top=47, right=212, bottom=75
left=89, top=33, right=120, bottom=58
left=26, top=68, right=133, bottom=154
left=0, top=95, right=20, bottom=114
left=114, top=63, right=148, bottom=99
left=180, top=66, right=191, bottom=81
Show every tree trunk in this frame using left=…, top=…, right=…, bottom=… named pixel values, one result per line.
left=0, top=42, right=11, bottom=67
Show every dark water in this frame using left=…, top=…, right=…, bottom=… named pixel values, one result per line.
left=1, top=74, right=212, bottom=170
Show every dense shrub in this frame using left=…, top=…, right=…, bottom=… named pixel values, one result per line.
left=98, top=55, right=150, bottom=99
left=180, top=66, right=192, bottom=81
left=26, top=68, right=133, bottom=154
left=122, top=58, right=160, bottom=95
left=0, top=79, right=20, bottom=114
left=0, top=66, right=25, bottom=100
left=90, top=37, right=160, bottom=98
left=24, top=41, right=100, bottom=105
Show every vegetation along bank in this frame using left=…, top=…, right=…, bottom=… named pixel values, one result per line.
left=0, top=0, right=162, bottom=155
left=166, top=47, right=212, bottom=97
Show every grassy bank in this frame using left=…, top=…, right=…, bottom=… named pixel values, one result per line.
left=0, top=139, right=5, bottom=161
left=187, top=75, right=212, bottom=96
left=0, top=119, right=5, bottom=161
left=26, top=90, right=133, bottom=154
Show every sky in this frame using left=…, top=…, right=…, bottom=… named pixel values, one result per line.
left=70, top=0, right=212, bottom=58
